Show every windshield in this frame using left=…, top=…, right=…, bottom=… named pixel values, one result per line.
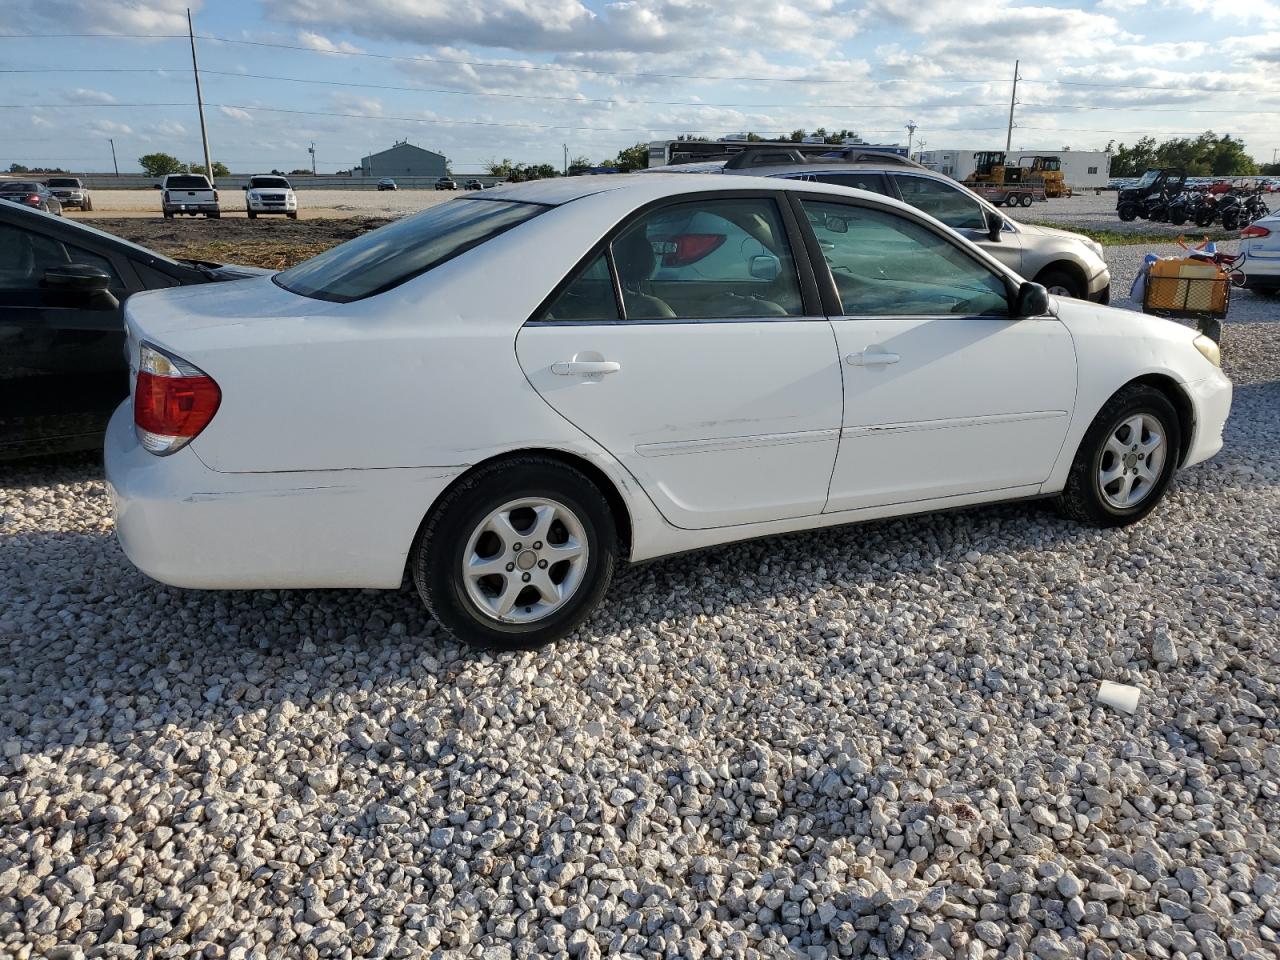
left=1136, top=170, right=1161, bottom=188
left=250, top=177, right=290, bottom=189
left=275, top=197, right=547, bottom=302
left=46, top=178, right=80, bottom=187
left=166, top=175, right=211, bottom=189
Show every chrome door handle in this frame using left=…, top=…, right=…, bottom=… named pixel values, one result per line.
left=551, top=360, right=621, bottom=377
left=847, top=351, right=900, bottom=366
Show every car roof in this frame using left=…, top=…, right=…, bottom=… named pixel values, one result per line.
left=0, top=196, right=189, bottom=267
left=478, top=171, right=927, bottom=212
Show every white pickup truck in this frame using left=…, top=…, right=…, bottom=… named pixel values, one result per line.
left=45, top=177, right=92, bottom=210
left=159, top=173, right=220, bottom=219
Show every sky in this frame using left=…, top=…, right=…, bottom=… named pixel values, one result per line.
left=4, top=0, right=1280, bottom=174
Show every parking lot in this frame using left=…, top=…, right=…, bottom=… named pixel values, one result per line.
left=2, top=204, right=1279, bottom=960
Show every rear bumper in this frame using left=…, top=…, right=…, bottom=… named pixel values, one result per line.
left=104, top=405, right=465, bottom=590
left=163, top=202, right=220, bottom=213
left=1182, top=370, right=1233, bottom=468
left=1239, top=251, right=1280, bottom=285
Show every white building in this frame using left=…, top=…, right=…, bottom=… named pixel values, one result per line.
left=916, top=149, right=1112, bottom=189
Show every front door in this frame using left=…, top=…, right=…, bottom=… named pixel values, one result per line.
left=0, top=221, right=131, bottom=457
left=517, top=194, right=843, bottom=530
left=796, top=197, right=1076, bottom=512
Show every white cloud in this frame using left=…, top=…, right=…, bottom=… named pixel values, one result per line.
left=296, top=30, right=365, bottom=53
left=67, top=88, right=117, bottom=105
left=4, top=0, right=202, bottom=35
left=219, top=106, right=254, bottom=122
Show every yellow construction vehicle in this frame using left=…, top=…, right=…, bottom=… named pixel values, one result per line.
left=963, top=151, right=1044, bottom=207
left=1018, top=155, right=1073, bottom=198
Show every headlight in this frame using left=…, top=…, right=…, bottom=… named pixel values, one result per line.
left=1193, top=334, right=1221, bottom=368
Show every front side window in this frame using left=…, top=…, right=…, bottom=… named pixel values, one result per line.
left=0, top=223, right=122, bottom=292
left=892, top=174, right=987, bottom=230
left=610, top=198, right=803, bottom=319
left=276, top=198, right=546, bottom=302
left=801, top=200, right=1009, bottom=317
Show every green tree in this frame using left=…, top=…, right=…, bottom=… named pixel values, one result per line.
left=567, top=155, right=595, bottom=176
left=188, top=160, right=230, bottom=178
left=1261, top=162, right=1280, bottom=176
left=138, top=152, right=185, bottom=177
left=611, top=143, right=650, bottom=172
left=8, top=163, right=30, bottom=173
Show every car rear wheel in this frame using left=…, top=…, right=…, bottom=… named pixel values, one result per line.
left=412, top=457, right=618, bottom=648
left=1058, top=384, right=1180, bottom=527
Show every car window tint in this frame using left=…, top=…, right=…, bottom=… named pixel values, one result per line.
left=275, top=198, right=546, bottom=302
left=0, top=223, right=122, bottom=291
left=538, top=252, right=620, bottom=322
left=165, top=176, right=212, bottom=189
left=801, top=200, right=1009, bottom=317
left=812, top=172, right=891, bottom=196
left=250, top=178, right=290, bottom=189
left=610, top=198, right=803, bottom=320
left=892, top=175, right=987, bottom=230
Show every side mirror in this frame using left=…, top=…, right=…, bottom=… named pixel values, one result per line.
left=824, top=214, right=849, bottom=234
left=1014, top=281, right=1050, bottom=317
left=986, top=209, right=1005, bottom=242
left=242, top=184, right=250, bottom=190
left=749, top=254, right=781, bottom=282
left=43, top=264, right=118, bottom=310
left=44, top=263, right=111, bottom=293
left=153, top=183, right=162, bottom=189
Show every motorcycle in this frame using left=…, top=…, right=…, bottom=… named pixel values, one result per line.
left=1192, top=191, right=1219, bottom=228
left=1216, top=191, right=1243, bottom=231
left=1242, top=188, right=1270, bottom=225
left=1166, top=190, right=1194, bottom=226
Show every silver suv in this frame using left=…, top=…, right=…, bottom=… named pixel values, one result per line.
left=653, top=157, right=1110, bottom=302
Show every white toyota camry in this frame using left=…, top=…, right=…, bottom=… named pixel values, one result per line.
left=106, top=175, right=1232, bottom=647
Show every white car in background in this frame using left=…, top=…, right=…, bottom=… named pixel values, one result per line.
left=1238, top=216, right=1280, bottom=293
left=106, top=175, right=1231, bottom=648
left=244, top=175, right=298, bottom=219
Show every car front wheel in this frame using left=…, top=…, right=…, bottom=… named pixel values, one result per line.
left=412, top=457, right=618, bottom=648
left=1058, top=384, right=1181, bottom=527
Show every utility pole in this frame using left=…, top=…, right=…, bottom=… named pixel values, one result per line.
left=187, top=8, right=213, bottom=182
left=308, top=141, right=317, bottom=174
left=563, top=143, right=568, bottom=176
left=108, top=138, right=119, bottom=176
left=905, top=121, right=917, bottom=159
left=1005, top=60, right=1020, bottom=153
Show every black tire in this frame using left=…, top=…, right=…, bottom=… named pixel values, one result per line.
left=1222, top=211, right=1239, bottom=231
left=1169, top=208, right=1187, bottom=226
left=1117, top=202, right=1138, bottom=222
left=1058, top=384, right=1181, bottom=527
left=208, top=211, right=220, bottom=220
left=162, top=210, right=173, bottom=219
left=1036, top=267, right=1086, bottom=300
left=287, top=211, right=298, bottom=220
left=247, top=210, right=257, bottom=219
left=1019, top=193, right=1033, bottom=208
left=412, top=457, right=618, bottom=649
left=82, top=196, right=93, bottom=212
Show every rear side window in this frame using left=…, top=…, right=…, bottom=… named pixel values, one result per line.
left=810, top=172, right=891, bottom=196
left=165, top=175, right=212, bottom=189
left=539, top=253, right=620, bottom=322
left=275, top=198, right=546, bottom=302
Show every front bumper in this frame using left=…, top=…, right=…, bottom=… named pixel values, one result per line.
left=247, top=198, right=297, bottom=213
left=105, top=405, right=464, bottom=590
left=1182, top=370, right=1233, bottom=468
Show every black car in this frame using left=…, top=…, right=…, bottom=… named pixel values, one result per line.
left=0, top=181, right=63, bottom=216
left=464, top=179, right=484, bottom=190
left=0, top=203, right=266, bottom=460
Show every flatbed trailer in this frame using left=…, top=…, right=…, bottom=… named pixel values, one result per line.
left=969, top=182, right=1047, bottom=207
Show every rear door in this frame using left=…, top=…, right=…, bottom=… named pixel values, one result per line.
left=516, top=192, right=844, bottom=530
left=889, top=173, right=1024, bottom=274
left=0, top=220, right=134, bottom=456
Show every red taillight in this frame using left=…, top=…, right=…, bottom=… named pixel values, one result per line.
left=213, top=190, right=219, bottom=201
left=653, top=233, right=727, bottom=267
left=133, top=343, right=220, bottom=455
left=1241, top=225, right=1270, bottom=239
left=26, top=194, right=40, bottom=205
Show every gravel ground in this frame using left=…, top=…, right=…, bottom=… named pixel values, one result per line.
left=2, top=239, right=1279, bottom=960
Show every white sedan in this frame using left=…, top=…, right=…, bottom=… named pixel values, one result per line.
left=106, top=175, right=1232, bottom=647
left=1239, top=215, right=1280, bottom=293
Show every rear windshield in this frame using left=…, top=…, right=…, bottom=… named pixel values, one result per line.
left=1, top=182, right=40, bottom=192
left=166, top=175, right=211, bottom=189
left=275, top=198, right=547, bottom=302
left=46, top=178, right=80, bottom=187
left=250, top=177, right=290, bottom=188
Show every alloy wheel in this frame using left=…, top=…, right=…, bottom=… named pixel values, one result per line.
left=1097, top=413, right=1167, bottom=509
